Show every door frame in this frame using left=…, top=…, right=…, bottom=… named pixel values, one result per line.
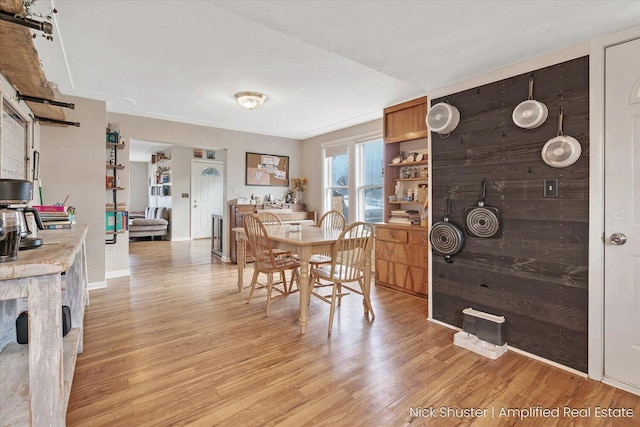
left=190, top=158, right=225, bottom=239
left=590, top=28, right=640, bottom=395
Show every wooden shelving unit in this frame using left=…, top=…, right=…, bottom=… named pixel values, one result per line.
left=376, top=96, right=430, bottom=298
left=106, top=140, right=127, bottom=243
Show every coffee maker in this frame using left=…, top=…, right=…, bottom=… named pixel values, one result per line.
left=0, top=208, right=20, bottom=262
left=0, top=179, right=44, bottom=256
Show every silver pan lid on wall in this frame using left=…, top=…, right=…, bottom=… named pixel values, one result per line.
left=427, top=102, right=460, bottom=135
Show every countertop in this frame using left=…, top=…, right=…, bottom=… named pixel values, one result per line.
left=0, top=226, right=88, bottom=281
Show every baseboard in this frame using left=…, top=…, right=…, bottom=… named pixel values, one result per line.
left=507, top=346, right=587, bottom=378
left=603, top=377, right=640, bottom=396
left=88, top=281, right=107, bottom=290
left=428, top=317, right=588, bottom=378
left=171, top=237, right=191, bottom=242
left=105, top=269, right=130, bottom=279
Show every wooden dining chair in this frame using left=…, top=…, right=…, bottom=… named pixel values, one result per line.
left=252, top=212, right=296, bottom=291
left=243, top=215, right=300, bottom=316
left=255, top=211, right=282, bottom=225
left=309, top=210, right=346, bottom=287
left=310, top=221, right=375, bottom=335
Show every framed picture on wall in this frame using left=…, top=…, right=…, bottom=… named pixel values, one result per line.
left=206, top=150, right=215, bottom=159
left=245, top=152, right=289, bottom=187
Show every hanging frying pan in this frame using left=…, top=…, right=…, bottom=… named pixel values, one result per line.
left=464, top=178, right=502, bottom=238
left=512, top=76, right=548, bottom=129
left=429, top=197, right=465, bottom=263
left=541, top=107, right=582, bottom=168
left=426, top=102, right=460, bottom=135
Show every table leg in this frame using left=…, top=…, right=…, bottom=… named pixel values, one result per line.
left=28, top=273, right=64, bottom=424
left=298, top=255, right=310, bottom=334
left=237, top=237, right=245, bottom=292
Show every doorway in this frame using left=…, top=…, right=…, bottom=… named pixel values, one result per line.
left=604, top=37, right=640, bottom=392
left=191, top=160, right=224, bottom=239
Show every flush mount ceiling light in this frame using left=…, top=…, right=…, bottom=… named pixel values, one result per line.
left=234, top=91, right=267, bottom=110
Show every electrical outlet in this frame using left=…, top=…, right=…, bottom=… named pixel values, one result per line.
left=544, top=179, right=558, bottom=197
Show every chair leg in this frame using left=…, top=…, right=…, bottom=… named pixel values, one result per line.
left=291, top=268, right=300, bottom=293
left=247, top=268, right=260, bottom=304
left=289, top=268, right=299, bottom=293
left=327, top=282, right=339, bottom=335
left=267, top=273, right=273, bottom=317
left=359, top=279, right=375, bottom=320
left=266, top=273, right=274, bottom=316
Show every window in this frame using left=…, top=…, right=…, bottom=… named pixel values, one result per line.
left=358, top=139, right=384, bottom=223
left=325, top=145, right=349, bottom=221
left=1, top=100, right=28, bottom=179
left=323, top=136, right=383, bottom=223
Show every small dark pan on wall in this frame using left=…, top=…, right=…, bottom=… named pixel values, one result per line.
left=464, top=178, right=502, bottom=238
left=430, top=197, right=465, bottom=263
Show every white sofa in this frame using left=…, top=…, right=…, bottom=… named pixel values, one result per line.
left=129, top=207, right=169, bottom=240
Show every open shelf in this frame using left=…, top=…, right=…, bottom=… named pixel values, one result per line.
left=0, top=328, right=82, bottom=427
left=387, top=160, right=428, bottom=167
left=106, top=164, right=124, bottom=170
left=395, top=177, right=428, bottom=182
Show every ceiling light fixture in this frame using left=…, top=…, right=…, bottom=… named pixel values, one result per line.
left=234, top=91, right=267, bottom=110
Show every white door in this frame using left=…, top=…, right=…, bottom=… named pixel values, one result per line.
left=604, top=37, right=640, bottom=391
left=191, top=160, right=224, bottom=239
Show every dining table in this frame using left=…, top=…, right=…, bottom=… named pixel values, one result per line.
left=233, top=224, right=373, bottom=334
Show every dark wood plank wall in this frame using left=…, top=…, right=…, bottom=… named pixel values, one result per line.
left=431, top=56, right=589, bottom=372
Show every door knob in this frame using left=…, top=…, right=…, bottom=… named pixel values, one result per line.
left=610, top=233, right=627, bottom=245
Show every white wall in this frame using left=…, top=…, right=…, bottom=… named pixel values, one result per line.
left=129, top=162, right=148, bottom=213
left=168, top=146, right=191, bottom=240
left=39, top=95, right=107, bottom=286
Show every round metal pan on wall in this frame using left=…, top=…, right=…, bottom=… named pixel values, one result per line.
left=541, top=107, right=582, bottom=168
left=429, top=197, right=465, bottom=263
left=426, top=102, right=460, bottom=135
left=512, top=76, right=548, bottom=129
left=464, top=178, right=502, bottom=238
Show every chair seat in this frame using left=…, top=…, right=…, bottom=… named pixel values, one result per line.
left=271, top=257, right=300, bottom=271
left=309, top=254, right=332, bottom=265
left=273, top=248, right=293, bottom=257
left=312, top=264, right=362, bottom=282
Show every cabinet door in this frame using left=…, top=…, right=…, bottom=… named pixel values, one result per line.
left=375, top=257, right=394, bottom=287
left=383, top=96, right=428, bottom=143
left=393, top=262, right=410, bottom=290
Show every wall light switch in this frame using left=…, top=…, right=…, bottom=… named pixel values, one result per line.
left=182, top=193, right=189, bottom=198
left=544, top=179, right=558, bottom=198
left=233, top=186, right=239, bottom=194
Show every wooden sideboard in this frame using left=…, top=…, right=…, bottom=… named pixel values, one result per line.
left=228, top=203, right=317, bottom=264
left=374, top=223, right=429, bottom=299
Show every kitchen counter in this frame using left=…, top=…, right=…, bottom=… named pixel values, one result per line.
left=0, top=226, right=88, bottom=426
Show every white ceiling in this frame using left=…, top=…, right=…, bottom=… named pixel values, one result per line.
left=32, top=1, right=640, bottom=149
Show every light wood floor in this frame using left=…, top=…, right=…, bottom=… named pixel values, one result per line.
left=67, top=239, right=640, bottom=426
